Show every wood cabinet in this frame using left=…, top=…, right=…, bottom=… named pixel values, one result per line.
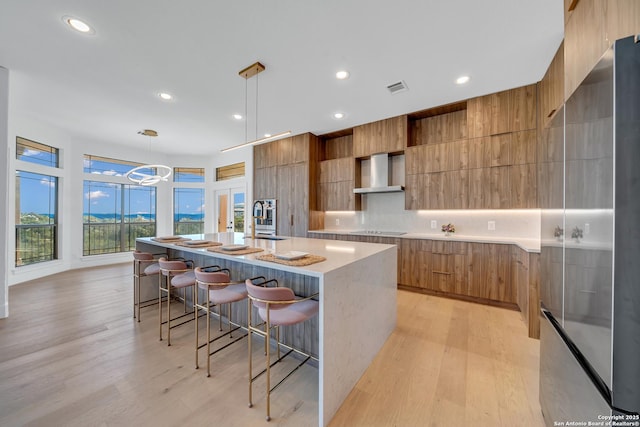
left=353, top=115, right=407, bottom=158
left=467, top=243, right=515, bottom=303
left=316, top=133, right=360, bottom=212
left=467, top=84, right=537, bottom=138
left=564, top=0, right=640, bottom=100
left=405, top=170, right=468, bottom=210
left=430, top=241, right=468, bottom=295
left=404, top=89, right=537, bottom=211
left=408, top=109, right=467, bottom=147
left=307, top=233, right=540, bottom=336
left=398, top=239, right=432, bottom=288
left=253, top=133, right=319, bottom=237
left=253, top=166, right=276, bottom=200
left=276, top=162, right=309, bottom=237
left=466, top=129, right=537, bottom=209
left=318, top=157, right=357, bottom=212
left=540, top=41, right=564, bottom=126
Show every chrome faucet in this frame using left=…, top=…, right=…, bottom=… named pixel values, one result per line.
left=251, top=200, right=264, bottom=240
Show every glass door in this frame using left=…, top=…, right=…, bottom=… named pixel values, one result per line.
left=214, top=186, right=245, bottom=233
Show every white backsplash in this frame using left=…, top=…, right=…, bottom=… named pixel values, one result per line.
left=324, top=192, right=541, bottom=240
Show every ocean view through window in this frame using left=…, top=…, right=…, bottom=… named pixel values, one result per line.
left=83, top=181, right=156, bottom=256
left=174, top=188, right=204, bottom=235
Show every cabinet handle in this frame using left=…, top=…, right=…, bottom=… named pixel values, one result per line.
left=579, top=290, right=596, bottom=294
left=432, top=271, right=452, bottom=275
left=290, top=215, right=293, bottom=226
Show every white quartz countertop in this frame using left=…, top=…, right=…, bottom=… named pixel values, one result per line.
left=308, top=229, right=541, bottom=253
left=137, top=233, right=397, bottom=278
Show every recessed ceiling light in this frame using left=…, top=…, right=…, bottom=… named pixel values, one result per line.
left=336, top=70, right=350, bottom=80
left=264, top=133, right=272, bottom=138
left=456, top=75, right=471, bottom=85
left=333, top=112, right=345, bottom=119
left=233, top=114, right=243, bottom=120
left=62, top=16, right=94, bottom=34
left=158, top=92, right=173, bottom=100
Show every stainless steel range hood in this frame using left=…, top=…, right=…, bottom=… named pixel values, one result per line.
left=353, top=153, right=404, bottom=194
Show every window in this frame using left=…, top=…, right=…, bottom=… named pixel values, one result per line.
left=83, top=181, right=156, bottom=255
left=174, top=167, right=205, bottom=183
left=216, top=162, right=245, bottom=181
left=174, top=188, right=204, bottom=234
left=16, top=137, right=59, bottom=168
left=15, top=171, right=58, bottom=266
left=83, top=154, right=146, bottom=176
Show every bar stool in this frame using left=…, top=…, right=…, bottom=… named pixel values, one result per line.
left=132, top=250, right=163, bottom=322
left=158, top=257, right=196, bottom=346
left=245, top=278, right=319, bottom=422
left=194, top=266, right=249, bottom=376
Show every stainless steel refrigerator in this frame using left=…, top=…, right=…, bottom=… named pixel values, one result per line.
left=539, top=35, right=640, bottom=424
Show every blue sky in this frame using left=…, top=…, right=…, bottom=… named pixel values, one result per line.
left=18, top=153, right=204, bottom=216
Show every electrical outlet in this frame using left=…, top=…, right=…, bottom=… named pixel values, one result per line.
left=585, top=223, right=590, bottom=234
left=335, top=218, right=340, bottom=226
left=488, top=221, right=496, bottom=231
left=430, top=220, right=437, bottom=229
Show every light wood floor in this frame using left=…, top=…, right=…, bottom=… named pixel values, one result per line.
left=0, top=263, right=545, bottom=427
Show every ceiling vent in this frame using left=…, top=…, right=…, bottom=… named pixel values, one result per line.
left=386, top=80, right=408, bottom=94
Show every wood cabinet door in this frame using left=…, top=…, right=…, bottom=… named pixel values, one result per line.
left=511, top=130, right=537, bottom=165
left=467, top=95, right=493, bottom=138
left=276, top=134, right=310, bottom=166
left=485, top=244, right=515, bottom=303
left=399, top=239, right=431, bottom=287
left=509, top=164, right=537, bottom=208
left=468, top=166, right=510, bottom=209
left=509, top=85, right=537, bottom=132
left=276, top=163, right=308, bottom=237
left=468, top=243, right=514, bottom=303
left=254, top=140, right=278, bottom=168
left=276, top=165, right=292, bottom=236
left=540, top=42, right=564, bottom=126
left=254, top=166, right=277, bottom=200
left=353, top=115, right=407, bottom=157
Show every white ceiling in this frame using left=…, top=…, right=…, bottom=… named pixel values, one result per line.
left=0, top=0, right=564, bottom=155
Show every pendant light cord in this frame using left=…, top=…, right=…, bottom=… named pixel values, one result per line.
left=244, top=76, right=248, bottom=143
left=255, top=71, right=259, bottom=140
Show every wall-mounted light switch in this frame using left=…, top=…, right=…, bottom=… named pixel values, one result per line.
left=431, top=220, right=437, bottom=229
left=336, top=218, right=340, bottom=226
left=585, top=223, right=590, bottom=234
left=488, top=221, right=496, bottom=231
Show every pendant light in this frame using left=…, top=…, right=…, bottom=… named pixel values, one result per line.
left=221, top=61, right=291, bottom=153
left=125, top=129, right=172, bottom=185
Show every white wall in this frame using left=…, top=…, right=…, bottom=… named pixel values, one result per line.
left=5, top=107, right=249, bottom=287
left=1, top=67, right=9, bottom=318
left=324, top=192, right=541, bottom=241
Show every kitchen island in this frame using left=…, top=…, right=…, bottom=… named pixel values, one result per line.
left=136, top=233, right=397, bottom=426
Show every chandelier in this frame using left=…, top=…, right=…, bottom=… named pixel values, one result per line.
left=125, top=129, right=172, bottom=186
